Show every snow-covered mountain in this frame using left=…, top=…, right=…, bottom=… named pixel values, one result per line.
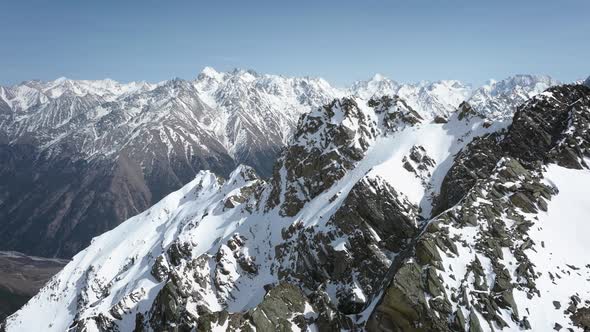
left=4, top=80, right=589, bottom=331
left=349, top=74, right=472, bottom=119
left=468, top=74, right=560, bottom=120
left=0, top=68, right=339, bottom=258
left=0, top=70, right=560, bottom=261
left=0, top=68, right=339, bottom=170
left=349, top=73, right=559, bottom=121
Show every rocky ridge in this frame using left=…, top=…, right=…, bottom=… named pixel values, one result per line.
left=370, top=84, right=590, bottom=331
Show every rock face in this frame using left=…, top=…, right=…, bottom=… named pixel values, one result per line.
left=433, top=131, right=504, bottom=215
left=268, top=98, right=378, bottom=216
left=6, top=76, right=584, bottom=332
left=369, top=84, right=590, bottom=331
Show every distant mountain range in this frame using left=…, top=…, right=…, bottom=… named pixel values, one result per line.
left=0, top=69, right=559, bottom=258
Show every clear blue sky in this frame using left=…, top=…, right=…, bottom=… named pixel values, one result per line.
left=1, top=0, right=588, bottom=86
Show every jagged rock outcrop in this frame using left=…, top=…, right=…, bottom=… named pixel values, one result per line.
left=402, top=145, right=436, bottom=187
left=269, top=95, right=426, bottom=217
left=369, top=83, right=590, bottom=331
left=275, top=176, right=420, bottom=315
left=433, top=133, right=505, bottom=215
left=435, top=84, right=590, bottom=215
left=268, top=98, right=377, bottom=216
left=503, top=85, right=590, bottom=167
left=370, top=156, right=554, bottom=331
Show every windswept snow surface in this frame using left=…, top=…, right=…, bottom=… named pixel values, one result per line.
left=367, top=115, right=508, bottom=216
left=430, top=161, right=590, bottom=332
left=511, top=163, right=590, bottom=331
left=4, top=171, right=224, bottom=331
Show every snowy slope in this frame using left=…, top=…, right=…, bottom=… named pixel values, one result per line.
left=4, top=171, right=233, bottom=331
left=516, top=163, right=590, bottom=331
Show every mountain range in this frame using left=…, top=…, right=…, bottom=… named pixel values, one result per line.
left=0, top=69, right=559, bottom=259
left=3, top=70, right=589, bottom=331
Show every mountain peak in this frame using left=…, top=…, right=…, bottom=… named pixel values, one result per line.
left=229, top=68, right=258, bottom=82
left=489, top=74, right=558, bottom=89
left=199, top=66, right=223, bottom=80
left=54, top=76, right=69, bottom=83
left=583, top=75, right=590, bottom=88
left=371, top=73, right=387, bottom=81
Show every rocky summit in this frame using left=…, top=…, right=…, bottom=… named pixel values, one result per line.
left=3, top=78, right=589, bottom=331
